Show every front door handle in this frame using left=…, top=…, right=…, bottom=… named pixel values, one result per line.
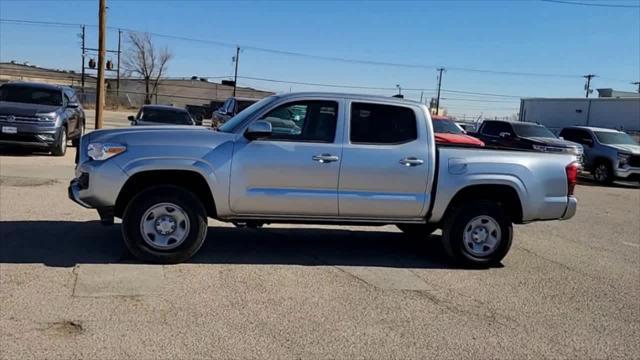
left=312, top=154, right=339, bottom=163
left=399, top=157, right=424, bottom=167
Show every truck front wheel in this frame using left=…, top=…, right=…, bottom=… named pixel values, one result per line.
left=442, top=201, right=512, bottom=267
left=122, top=186, right=208, bottom=263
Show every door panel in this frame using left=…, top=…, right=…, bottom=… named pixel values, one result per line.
left=338, top=101, right=430, bottom=218
left=229, top=99, right=343, bottom=216
left=229, top=140, right=341, bottom=215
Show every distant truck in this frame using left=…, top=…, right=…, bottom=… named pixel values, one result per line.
left=519, top=97, right=640, bottom=134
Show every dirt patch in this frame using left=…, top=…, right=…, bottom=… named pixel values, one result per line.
left=44, top=320, right=84, bottom=336
left=0, top=176, right=58, bottom=187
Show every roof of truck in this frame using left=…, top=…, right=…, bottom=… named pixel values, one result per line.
left=274, top=92, right=425, bottom=106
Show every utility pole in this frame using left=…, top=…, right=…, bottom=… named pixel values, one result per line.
left=116, top=29, right=121, bottom=97
left=233, top=46, right=240, bottom=97
left=633, top=81, right=640, bottom=94
left=81, top=25, right=85, bottom=93
left=95, top=0, right=106, bottom=129
left=435, top=67, right=445, bottom=115
left=583, top=74, right=596, bottom=98
left=420, top=91, right=424, bottom=103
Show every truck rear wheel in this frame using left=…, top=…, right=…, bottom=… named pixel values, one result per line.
left=121, top=185, right=208, bottom=264
left=442, top=200, right=512, bottom=268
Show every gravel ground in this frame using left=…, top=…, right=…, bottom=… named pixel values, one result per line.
left=0, top=142, right=639, bottom=359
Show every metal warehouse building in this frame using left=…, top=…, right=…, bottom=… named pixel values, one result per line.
left=519, top=92, right=640, bottom=134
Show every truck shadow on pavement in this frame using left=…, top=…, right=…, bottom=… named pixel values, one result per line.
left=0, top=220, right=458, bottom=269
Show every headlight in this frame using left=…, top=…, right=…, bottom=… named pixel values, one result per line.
left=87, top=143, right=127, bottom=161
left=618, top=153, right=630, bottom=167
left=36, top=113, right=56, bottom=122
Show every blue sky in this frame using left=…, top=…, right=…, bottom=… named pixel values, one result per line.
left=1, top=0, right=639, bottom=117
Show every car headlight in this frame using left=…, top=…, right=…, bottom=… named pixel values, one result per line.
left=87, top=143, right=127, bottom=161
left=36, top=113, right=56, bottom=122
left=617, top=153, right=630, bottom=167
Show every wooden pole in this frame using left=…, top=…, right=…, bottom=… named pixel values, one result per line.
left=95, top=0, right=107, bottom=129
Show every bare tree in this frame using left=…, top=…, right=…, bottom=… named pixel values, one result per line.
left=122, top=32, right=172, bottom=104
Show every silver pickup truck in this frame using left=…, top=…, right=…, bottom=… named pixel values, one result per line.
left=69, top=92, right=578, bottom=267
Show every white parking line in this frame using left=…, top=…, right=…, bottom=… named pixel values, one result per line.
left=621, top=241, right=640, bottom=248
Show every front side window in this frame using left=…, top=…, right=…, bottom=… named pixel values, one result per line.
left=481, top=122, right=511, bottom=136
left=350, top=103, right=417, bottom=144
left=0, top=84, right=63, bottom=106
left=259, top=100, right=338, bottom=142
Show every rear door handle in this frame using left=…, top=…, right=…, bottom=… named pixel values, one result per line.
left=313, top=154, right=339, bottom=163
left=399, top=157, right=424, bottom=167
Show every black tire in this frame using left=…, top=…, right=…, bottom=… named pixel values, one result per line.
left=396, top=223, right=438, bottom=239
left=121, top=185, right=208, bottom=264
left=442, top=201, right=512, bottom=268
left=593, top=160, right=614, bottom=185
left=71, top=121, right=84, bottom=147
left=51, top=126, right=67, bottom=156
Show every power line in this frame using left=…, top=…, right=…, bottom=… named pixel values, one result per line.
left=540, top=0, right=640, bottom=8
left=0, top=17, right=595, bottom=79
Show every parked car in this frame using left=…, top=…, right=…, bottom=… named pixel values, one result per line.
left=0, top=82, right=85, bottom=156
left=559, top=126, right=640, bottom=184
left=128, top=105, right=195, bottom=126
left=431, top=115, right=484, bottom=146
left=472, top=120, right=582, bottom=155
left=69, top=92, right=578, bottom=267
left=212, top=97, right=258, bottom=125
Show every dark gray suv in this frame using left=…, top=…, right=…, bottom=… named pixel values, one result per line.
left=0, top=82, right=85, bottom=156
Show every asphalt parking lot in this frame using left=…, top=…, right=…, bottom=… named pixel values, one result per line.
left=0, top=122, right=639, bottom=359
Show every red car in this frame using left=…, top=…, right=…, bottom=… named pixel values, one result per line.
left=431, top=116, right=484, bottom=146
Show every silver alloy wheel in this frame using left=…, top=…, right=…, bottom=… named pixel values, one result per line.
left=140, top=202, right=190, bottom=250
left=462, top=215, right=501, bottom=257
left=594, top=164, right=608, bottom=182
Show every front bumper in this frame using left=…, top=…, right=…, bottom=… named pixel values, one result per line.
left=615, top=166, right=640, bottom=180
left=68, top=178, right=92, bottom=208
left=0, top=121, right=58, bottom=148
left=560, top=196, right=577, bottom=220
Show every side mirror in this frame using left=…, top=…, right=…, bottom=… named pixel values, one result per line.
left=127, top=115, right=135, bottom=121
left=582, top=138, right=593, bottom=147
left=67, top=102, right=79, bottom=108
left=245, top=120, right=272, bottom=140
left=499, top=132, right=512, bottom=139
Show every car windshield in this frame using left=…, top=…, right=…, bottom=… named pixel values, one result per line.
left=513, top=124, right=556, bottom=138
left=141, top=108, right=192, bottom=125
left=432, top=119, right=464, bottom=134
left=0, top=84, right=63, bottom=106
left=217, top=96, right=278, bottom=133
left=594, top=131, right=638, bottom=145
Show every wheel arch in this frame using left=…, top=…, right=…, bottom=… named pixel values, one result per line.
left=114, top=170, right=217, bottom=218
left=443, top=184, right=524, bottom=224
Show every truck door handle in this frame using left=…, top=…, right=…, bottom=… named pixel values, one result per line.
left=312, top=154, right=339, bottom=163
left=399, top=157, right=424, bottom=167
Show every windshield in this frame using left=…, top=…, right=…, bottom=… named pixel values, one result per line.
left=141, top=108, right=193, bottom=125
left=432, top=119, right=464, bottom=134
left=0, top=84, right=63, bottom=106
left=594, top=131, right=638, bottom=145
left=513, top=124, right=556, bottom=138
left=217, top=96, right=279, bottom=133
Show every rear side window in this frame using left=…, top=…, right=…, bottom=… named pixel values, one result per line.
left=350, top=103, right=417, bottom=144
